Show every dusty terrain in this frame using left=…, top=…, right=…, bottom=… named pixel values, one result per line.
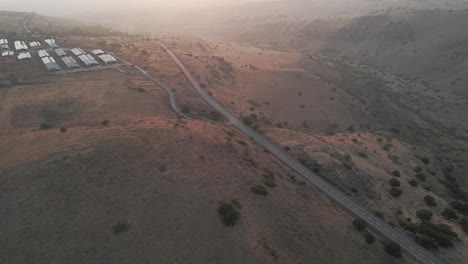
left=0, top=11, right=413, bottom=264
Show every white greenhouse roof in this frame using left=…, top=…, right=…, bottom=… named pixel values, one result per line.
left=17, top=52, right=31, bottom=60
left=78, top=54, right=99, bottom=66
left=62, top=56, right=80, bottom=69
left=38, top=50, right=50, bottom=58
left=98, top=54, right=117, bottom=64
left=55, top=48, right=67, bottom=56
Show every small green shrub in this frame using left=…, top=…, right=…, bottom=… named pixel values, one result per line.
left=424, top=195, right=437, bottom=207
left=251, top=185, right=268, bottom=196
left=441, top=208, right=458, bottom=220
left=353, top=218, right=368, bottom=231
left=415, top=173, right=426, bottom=181
left=364, top=232, right=375, bottom=244
left=358, top=152, right=368, bottom=159
left=389, top=188, right=403, bottom=198
left=101, top=120, right=110, bottom=126
left=237, top=140, right=247, bottom=146
left=384, top=241, right=402, bottom=258
left=408, top=179, right=418, bottom=187
left=416, top=209, right=433, bottom=221
left=59, top=127, right=68, bottom=133
left=391, top=170, right=401, bottom=177
left=264, top=179, right=277, bottom=188
left=217, top=202, right=241, bottom=226
left=389, top=178, right=401, bottom=187
left=40, top=122, right=54, bottom=130
left=112, top=220, right=131, bottom=234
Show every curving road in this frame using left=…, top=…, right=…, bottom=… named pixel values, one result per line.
left=158, top=42, right=444, bottom=264
left=23, top=13, right=32, bottom=33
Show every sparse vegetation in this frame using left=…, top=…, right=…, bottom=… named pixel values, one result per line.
left=59, top=127, right=68, bottom=133
left=384, top=241, right=401, bottom=258
left=389, top=188, right=403, bottom=198
left=416, top=209, right=433, bottom=221
left=39, top=122, right=53, bottom=130
left=112, top=220, right=131, bottom=234
left=237, top=140, right=247, bottom=146
left=389, top=178, right=401, bottom=187
left=251, top=185, right=268, bottom=196
left=391, top=170, right=401, bottom=177
left=408, top=179, right=418, bottom=187
left=357, top=152, right=368, bottom=159
left=424, top=195, right=437, bottom=207
left=217, top=201, right=241, bottom=226
left=101, top=120, right=110, bottom=126
left=364, top=232, right=375, bottom=244
left=353, top=218, right=368, bottom=231
left=441, top=208, right=458, bottom=220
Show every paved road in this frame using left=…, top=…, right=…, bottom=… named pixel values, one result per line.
left=158, top=42, right=445, bottom=264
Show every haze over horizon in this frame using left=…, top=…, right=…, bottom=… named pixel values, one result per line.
left=0, top=0, right=266, bottom=16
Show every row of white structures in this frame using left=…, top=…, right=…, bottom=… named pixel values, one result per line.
left=4, top=48, right=118, bottom=72
left=0, top=39, right=59, bottom=51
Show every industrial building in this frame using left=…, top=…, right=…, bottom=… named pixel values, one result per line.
left=55, top=48, right=67, bottom=57
left=29, top=41, right=41, bottom=48
left=14, top=41, right=28, bottom=51
left=44, top=39, right=58, bottom=48
left=78, top=54, right=99, bottom=66
left=0, top=39, right=9, bottom=49
left=71, top=48, right=85, bottom=56
left=38, top=50, right=49, bottom=58
left=2, top=51, right=14, bottom=57
left=91, top=49, right=104, bottom=55
left=17, top=52, right=31, bottom=60
left=98, top=54, right=117, bottom=64
left=41, top=56, right=60, bottom=72
left=61, top=56, right=80, bottom=69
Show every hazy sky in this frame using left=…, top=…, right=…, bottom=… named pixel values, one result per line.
left=0, top=0, right=264, bottom=15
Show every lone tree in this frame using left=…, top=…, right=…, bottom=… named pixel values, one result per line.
left=353, top=218, right=368, bottom=231
left=424, top=195, right=437, bottom=207
left=417, top=209, right=433, bottom=221
left=384, top=241, right=402, bottom=258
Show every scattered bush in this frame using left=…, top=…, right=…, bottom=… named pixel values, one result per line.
left=264, top=179, right=276, bottom=188
left=441, top=208, right=458, bottom=220
left=40, top=122, right=53, bottom=130
left=112, top=220, right=131, bottom=234
left=415, top=173, right=426, bottom=181
left=374, top=211, right=385, bottom=219
left=59, top=127, right=68, bottom=133
left=417, top=209, right=433, bottom=221
left=391, top=170, right=401, bottom=177
left=450, top=201, right=468, bottom=215
left=408, top=179, right=418, bottom=187
left=217, top=201, right=241, bottom=226
left=389, top=178, right=401, bottom=187
left=251, top=185, right=268, bottom=196
left=364, top=232, right=375, bottom=244
left=459, top=218, right=468, bottom=234
left=424, top=195, right=437, bottom=207
left=384, top=241, right=402, bottom=258
left=413, top=166, right=423, bottom=173
left=389, top=188, right=403, bottom=198
left=101, top=120, right=110, bottom=126
left=420, top=157, right=430, bottom=165
left=353, top=218, right=368, bottom=231
left=358, top=152, right=368, bottom=159
left=237, top=140, right=247, bottom=146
